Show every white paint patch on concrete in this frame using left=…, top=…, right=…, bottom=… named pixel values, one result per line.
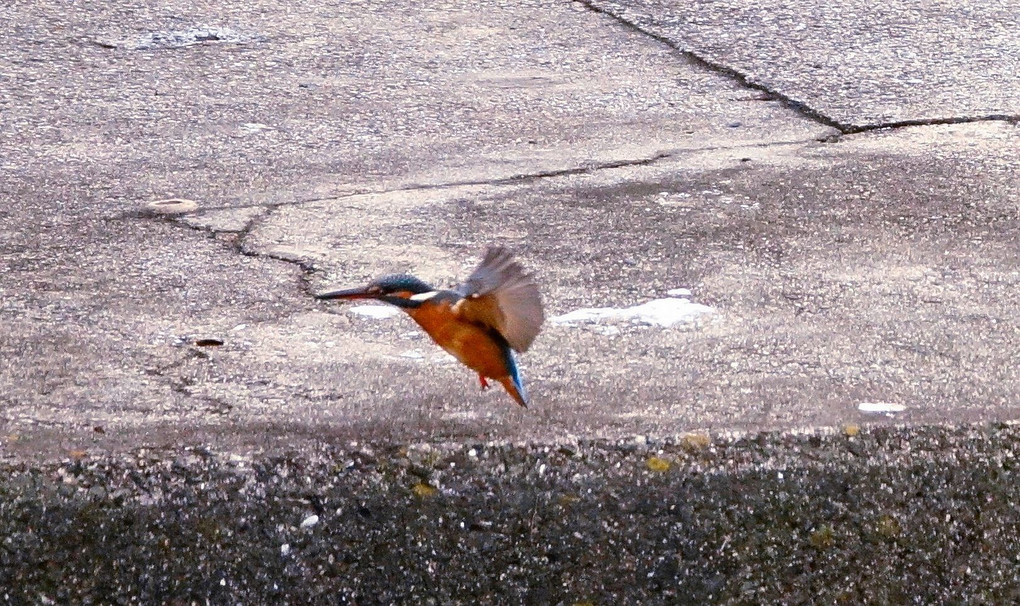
left=551, top=297, right=714, bottom=328
left=349, top=305, right=401, bottom=319
left=858, top=402, right=907, bottom=414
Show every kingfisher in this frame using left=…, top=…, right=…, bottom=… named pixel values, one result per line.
left=315, top=247, right=544, bottom=407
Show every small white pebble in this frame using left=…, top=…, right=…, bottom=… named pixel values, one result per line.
left=280, top=543, right=291, bottom=555
left=468, top=448, right=478, bottom=457
left=300, top=514, right=319, bottom=529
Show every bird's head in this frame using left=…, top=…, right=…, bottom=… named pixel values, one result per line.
left=316, top=274, right=433, bottom=306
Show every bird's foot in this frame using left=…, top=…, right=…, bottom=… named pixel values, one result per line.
left=478, top=375, right=490, bottom=391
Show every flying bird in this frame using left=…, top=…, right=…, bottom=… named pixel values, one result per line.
left=316, top=247, right=544, bottom=407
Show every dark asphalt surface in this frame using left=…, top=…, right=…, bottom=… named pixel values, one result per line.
left=3, top=424, right=1019, bottom=604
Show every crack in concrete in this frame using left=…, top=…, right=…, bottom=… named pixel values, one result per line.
left=175, top=137, right=818, bottom=217
left=182, top=152, right=678, bottom=215
left=232, top=203, right=320, bottom=296
left=142, top=349, right=234, bottom=414
left=573, top=0, right=1020, bottom=135
left=399, top=151, right=675, bottom=190
left=154, top=139, right=822, bottom=291
left=155, top=152, right=681, bottom=284
left=185, top=198, right=372, bottom=214
left=150, top=202, right=320, bottom=294
left=840, top=114, right=1020, bottom=135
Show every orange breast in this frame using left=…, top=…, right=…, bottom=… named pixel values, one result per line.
left=405, top=302, right=511, bottom=380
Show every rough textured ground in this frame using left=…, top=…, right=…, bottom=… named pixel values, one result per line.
left=2, top=425, right=1019, bottom=604
left=585, top=0, right=1020, bottom=128
left=3, top=0, right=1018, bottom=454
left=2, top=0, right=1018, bottom=601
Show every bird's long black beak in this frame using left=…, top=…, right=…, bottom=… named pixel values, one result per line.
left=315, top=286, right=376, bottom=300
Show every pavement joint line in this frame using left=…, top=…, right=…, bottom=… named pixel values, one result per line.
left=147, top=138, right=803, bottom=297
left=144, top=106, right=1017, bottom=305
left=680, top=49, right=851, bottom=132
left=571, top=0, right=851, bottom=131
left=184, top=152, right=679, bottom=215
left=141, top=151, right=683, bottom=286
left=573, top=0, right=1020, bottom=135
left=841, top=114, right=1020, bottom=134
left=174, top=138, right=821, bottom=216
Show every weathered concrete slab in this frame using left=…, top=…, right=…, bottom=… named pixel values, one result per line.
left=585, top=0, right=1020, bottom=129
left=3, top=0, right=1019, bottom=601
left=247, top=122, right=1019, bottom=444
left=7, top=119, right=1017, bottom=457
left=2, top=0, right=837, bottom=457
left=3, top=0, right=1019, bottom=458
left=2, top=0, right=827, bottom=205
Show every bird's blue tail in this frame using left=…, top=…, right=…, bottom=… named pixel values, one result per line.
left=501, top=346, right=528, bottom=407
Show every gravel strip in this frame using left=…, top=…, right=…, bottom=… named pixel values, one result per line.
left=2, top=424, right=1018, bottom=604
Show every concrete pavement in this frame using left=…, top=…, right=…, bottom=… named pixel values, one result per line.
left=3, top=0, right=1016, bottom=457
left=1, top=0, right=1018, bottom=600
left=586, top=0, right=1020, bottom=128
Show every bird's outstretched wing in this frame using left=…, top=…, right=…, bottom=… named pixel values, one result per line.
left=454, top=247, right=544, bottom=352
